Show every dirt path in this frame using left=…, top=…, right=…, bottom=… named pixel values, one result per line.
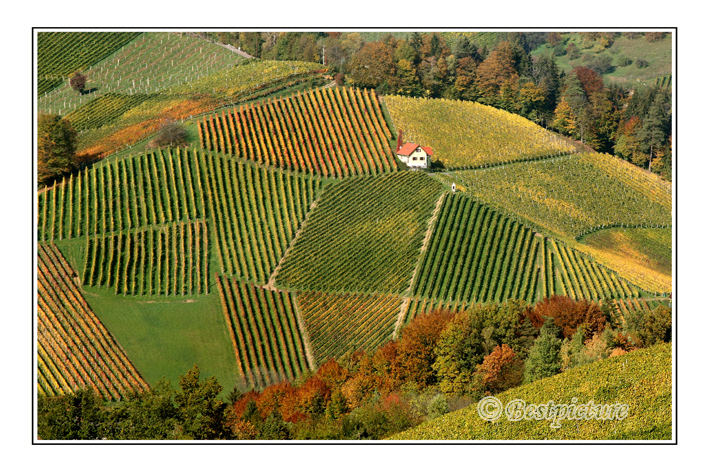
left=262, top=196, right=321, bottom=291
left=291, top=296, right=317, bottom=370
left=392, top=192, right=446, bottom=339
left=219, top=43, right=255, bottom=59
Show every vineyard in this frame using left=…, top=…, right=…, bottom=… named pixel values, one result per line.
left=383, top=95, right=575, bottom=169
left=275, top=172, right=443, bottom=294
left=38, top=148, right=206, bottom=241
left=578, top=227, right=672, bottom=294
left=38, top=32, right=241, bottom=116
left=70, top=60, right=325, bottom=158
left=434, top=153, right=672, bottom=239
left=35, top=31, right=673, bottom=409
left=296, top=292, right=401, bottom=365
left=200, top=151, right=323, bottom=283
left=197, top=87, right=397, bottom=177
left=37, top=32, right=141, bottom=96
left=613, top=298, right=671, bottom=320
left=215, top=276, right=311, bottom=388
left=37, top=243, right=149, bottom=400
left=81, top=221, right=209, bottom=296
left=413, top=193, right=644, bottom=305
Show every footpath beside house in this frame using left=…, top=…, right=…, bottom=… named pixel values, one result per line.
left=396, top=130, right=432, bottom=169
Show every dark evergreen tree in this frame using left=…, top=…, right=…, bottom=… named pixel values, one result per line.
left=523, top=318, right=562, bottom=383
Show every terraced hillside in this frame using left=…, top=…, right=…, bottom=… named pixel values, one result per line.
left=383, top=95, right=575, bottom=169
left=297, top=292, right=401, bottom=365
left=391, top=342, right=672, bottom=440
left=198, top=87, right=397, bottom=177
left=434, top=152, right=672, bottom=239
left=216, top=277, right=311, bottom=388
left=413, top=192, right=645, bottom=305
left=37, top=243, right=149, bottom=400
left=275, top=171, right=443, bottom=294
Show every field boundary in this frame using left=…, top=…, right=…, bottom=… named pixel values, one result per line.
left=393, top=191, right=446, bottom=338
left=291, top=296, right=317, bottom=370
left=265, top=195, right=322, bottom=291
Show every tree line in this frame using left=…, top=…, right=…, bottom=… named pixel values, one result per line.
left=206, top=31, right=672, bottom=180
left=38, top=295, right=671, bottom=440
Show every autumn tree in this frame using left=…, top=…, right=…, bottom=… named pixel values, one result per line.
left=614, top=116, right=648, bottom=167
left=396, top=309, right=456, bottom=388
left=475, top=344, right=524, bottom=394
left=474, top=41, right=519, bottom=106
left=433, top=302, right=532, bottom=395
left=527, top=296, right=606, bottom=339
left=348, top=41, right=396, bottom=92
left=38, top=113, right=78, bottom=186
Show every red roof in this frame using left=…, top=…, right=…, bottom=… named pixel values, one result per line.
left=397, top=142, right=433, bottom=157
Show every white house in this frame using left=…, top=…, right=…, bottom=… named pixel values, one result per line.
left=397, top=143, right=433, bottom=168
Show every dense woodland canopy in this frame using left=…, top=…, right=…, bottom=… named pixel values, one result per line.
left=204, top=31, right=672, bottom=179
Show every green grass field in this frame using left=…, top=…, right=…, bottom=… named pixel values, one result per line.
left=391, top=342, right=672, bottom=440
left=81, top=286, right=240, bottom=393
left=52, top=238, right=239, bottom=392
left=531, top=33, right=672, bottom=86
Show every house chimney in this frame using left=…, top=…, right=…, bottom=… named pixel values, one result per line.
left=397, top=130, right=403, bottom=152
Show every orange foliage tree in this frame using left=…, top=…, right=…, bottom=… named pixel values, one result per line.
left=527, top=296, right=606, bottom=339
left=475, top=344, right=524, bottom=394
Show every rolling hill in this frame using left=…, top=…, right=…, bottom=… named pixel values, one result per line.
left=390, top=342, right=672, bottom=440
left=36, top=32, right=672, bottom=406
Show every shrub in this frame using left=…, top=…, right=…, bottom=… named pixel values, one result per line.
left=617, top=56, right=633, bottom=67
left=148, top=121, right=189, bottom=148
left=69, top=72, right=87, bottom=94
left=636, top=59, right=650, bottom=68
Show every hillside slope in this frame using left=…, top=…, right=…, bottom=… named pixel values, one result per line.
left=390, top=343, right=672, bottom=440
left=384, top=95, right=574, bottom=169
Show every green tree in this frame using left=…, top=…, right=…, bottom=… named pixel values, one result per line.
left=37, top=389, right=105, bottom=440
left=104, top=380, right=179, bottom=439
left=523, top=318, right=562, bottom=383
left=174, top=365, right=228, bottom=439
left=37, top=114, right=77, bottom=186
left=259, top=410, right=291, bottom=439
left=639, top=93, right=670, bottom=170
left=395, top=59, right=423, bottom=96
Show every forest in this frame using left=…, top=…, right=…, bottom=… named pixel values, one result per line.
left=205, top=31, right=672, bottom=179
